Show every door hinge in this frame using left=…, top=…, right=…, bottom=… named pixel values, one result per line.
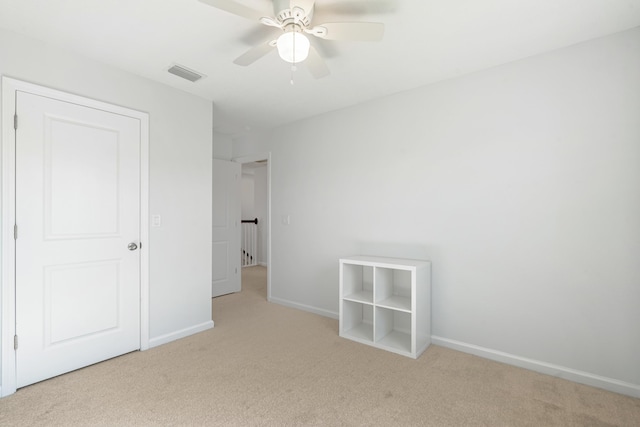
left=14, top=335, right=18, bottom=350
left=14, top=224, right=17, bottom=240
left=139, top=241, right=142, bottom=249
left=14, top=113, right=18, bottom=130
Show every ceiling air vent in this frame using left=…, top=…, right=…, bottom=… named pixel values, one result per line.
left=167, top=64, right=205, bottom=82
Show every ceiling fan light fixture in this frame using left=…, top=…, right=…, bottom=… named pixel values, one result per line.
left=276, top=31, right=310, bottom=63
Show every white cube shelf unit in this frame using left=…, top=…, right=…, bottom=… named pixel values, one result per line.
left=339, top=256, right=431, bottom=359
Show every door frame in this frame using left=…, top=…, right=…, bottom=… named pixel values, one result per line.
left=0, top=77, right=150, bottom=397
left=233, top=154, right=271, bottom=301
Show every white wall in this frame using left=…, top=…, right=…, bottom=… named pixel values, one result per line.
left=0, top=28, right=213, bottom=388
left=213, top=131, right=233, bottom=160
left=235, top=27, right=640, bottom=395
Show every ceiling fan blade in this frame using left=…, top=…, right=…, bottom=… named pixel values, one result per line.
left=305, top=46, right=330, bottom=79
left=259, top=16, right=282, bottom=28
left=233, top=41, right=275, bottom=66
left=314, top=0, right=397, bottom=17
left=309, top=22, right=384, bottom=41
left=291, top=0, right=315, bottom=16
left=198, top=0, right=265, bottom=21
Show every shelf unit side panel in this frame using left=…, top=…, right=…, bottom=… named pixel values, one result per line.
left=414, top=264, right=432, bottom=351
left=339, top=261, right=344, bottom=333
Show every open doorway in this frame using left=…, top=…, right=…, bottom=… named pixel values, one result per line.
left=235, top=154, right=271, bottom=301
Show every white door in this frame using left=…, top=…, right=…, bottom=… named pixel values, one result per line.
left=15, top=91, right=141, bottom=387
left=212, top=159, right=240, bottom=297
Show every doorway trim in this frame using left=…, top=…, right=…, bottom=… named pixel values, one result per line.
left=233, top=153, right=271, bottom=301
left=1, top=77, right=150, bottom=397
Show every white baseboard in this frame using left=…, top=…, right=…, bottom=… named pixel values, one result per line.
left=258, top=262, right=267, bottom=267
left=431, top=336, right=640, bottom=398
left=268, top=296, right=338, bottom=319
left=148, top=320, right=214, bottom=349
left=255, top=296, right=640, bottom=398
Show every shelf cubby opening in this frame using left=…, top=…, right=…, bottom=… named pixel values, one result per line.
left=375, top=307, right=411, bottom=354
left=374, top=267, right=412, bottom=312
left=342, top=263, right=374, bottom=304
left=341, top=300, right=373, bottom=343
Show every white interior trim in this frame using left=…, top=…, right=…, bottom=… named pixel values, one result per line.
left=148, top=320, right=214, bottom=349
left=0, top=76, right=150, bottom=397
left=269, top=296, right=339, bottom=320
left=233, top=153, right=271, bottom=301
left=432, top=336, right=640, bottom=398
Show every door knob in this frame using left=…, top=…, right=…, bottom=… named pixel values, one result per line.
left=128, top=242, right=138, bottom=251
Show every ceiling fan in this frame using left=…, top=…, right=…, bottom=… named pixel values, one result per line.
left=199, top=0, right=385, bottom=79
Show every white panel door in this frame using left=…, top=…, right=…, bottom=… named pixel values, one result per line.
left=212, top=159, right=240, bottom=297
left=15, top=91, right=141, bottom=387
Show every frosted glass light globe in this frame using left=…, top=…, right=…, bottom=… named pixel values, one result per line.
left=277, top=32, right=310, bottom=63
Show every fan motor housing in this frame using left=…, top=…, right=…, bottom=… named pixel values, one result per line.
left=273, top=0, right=313, bottom=27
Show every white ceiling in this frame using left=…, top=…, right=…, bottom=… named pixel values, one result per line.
left=1, top=0, right=639, bottom=136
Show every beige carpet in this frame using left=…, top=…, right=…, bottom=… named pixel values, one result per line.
left=1, top=266, right=638, bottom=426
